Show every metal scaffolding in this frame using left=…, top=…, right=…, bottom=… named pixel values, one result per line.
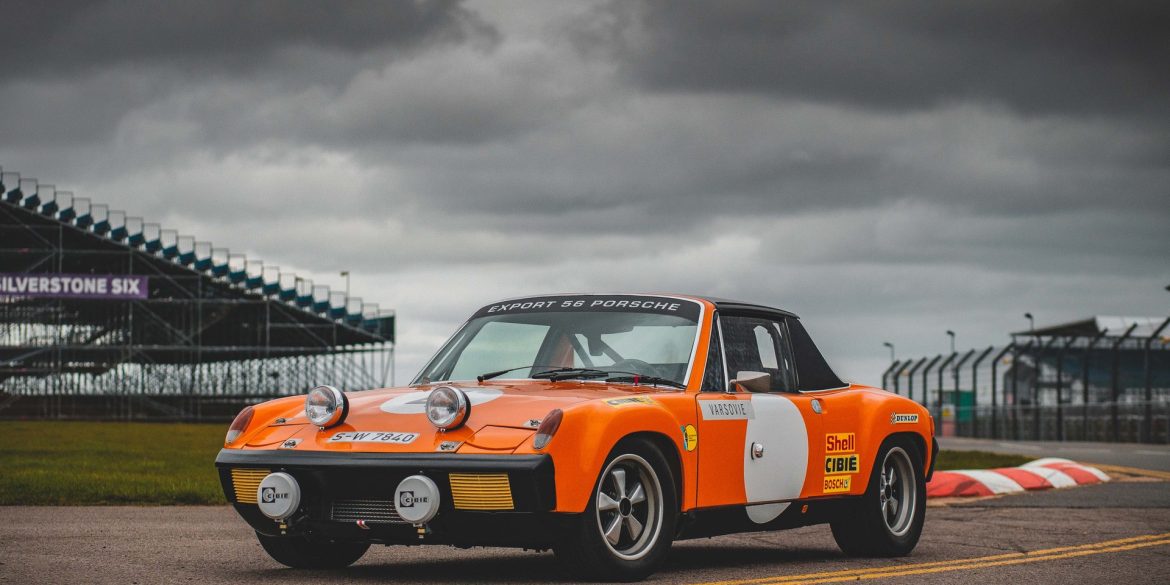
left=0, top=167, right=395, bottom=421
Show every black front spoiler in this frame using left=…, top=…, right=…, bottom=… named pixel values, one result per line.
left=215, top=448, right=551, bottom=473
left=216, top=449, right=559, bottom=546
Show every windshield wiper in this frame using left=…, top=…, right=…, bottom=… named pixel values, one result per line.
left=530, top=367, right=611, bottom=382
left=477, top=364, right=558, bottom=382
left=604, top=372, right=687, bottom=389
left=478, top=365, right=606, bottom=382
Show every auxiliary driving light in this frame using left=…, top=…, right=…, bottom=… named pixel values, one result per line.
left=426, top=385, right=471, bottom=430
left=305, top=385, right=348, bottom=429
left=257, top=472, right=301, bottom=521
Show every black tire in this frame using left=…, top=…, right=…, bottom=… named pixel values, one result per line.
left=554, top=438, right=678, bottom=582
left=256, top=532, right=370, bottom=569
left=830, top=436, right=926, bottom=557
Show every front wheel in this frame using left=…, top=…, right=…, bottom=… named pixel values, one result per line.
left=256, top=532, right=370, bottom=569
left=830, top=437, right=925, bottom=557
left=554, top=438, right=678, bottom=581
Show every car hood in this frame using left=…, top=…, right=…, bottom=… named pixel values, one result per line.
left=241, top=380, right=677, bottom=453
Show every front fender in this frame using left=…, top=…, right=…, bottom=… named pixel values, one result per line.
left=525, top=399, right=689, bottom=513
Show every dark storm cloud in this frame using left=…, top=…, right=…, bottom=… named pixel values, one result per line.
left=614, top=1, right=1170, bottom=119
left=1, top=2, right=1167, bottom=383
left=2, top=0, right=490, bottom=77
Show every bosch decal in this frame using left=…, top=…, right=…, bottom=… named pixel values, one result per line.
left=823, top=475, right=852, bottom=494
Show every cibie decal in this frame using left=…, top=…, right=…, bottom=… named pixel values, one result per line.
left=700, top=400, right=755, bottom=420
left=328, top=431, right=419, bottom=444
left=681, top=424, right=698, bottom=452
left=606, top=396, right=654, bottom=407
left=825, top=454, right=860, bottom=475
left=825, top=433, right=855, bottom=453
left=279, top=438, right=301, bottom=449
left=381, top=388, right=503, bottom=415
left=891, top=413, right=920, bottom=424
left=823, top=475, right=852, bottom=494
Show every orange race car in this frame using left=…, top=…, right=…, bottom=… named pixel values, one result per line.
left=216, top=293, right=937, bottom=581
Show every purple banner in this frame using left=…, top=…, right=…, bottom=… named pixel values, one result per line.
left=0, top=273, right=148, bottom=300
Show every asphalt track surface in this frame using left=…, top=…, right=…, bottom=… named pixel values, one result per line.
left=3, top=480, right=1169, bottom=585
left=939, top=437, right=1170, bottom=472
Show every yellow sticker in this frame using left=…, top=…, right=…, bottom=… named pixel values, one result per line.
left=824, top=454, right=860, bottom=475
left=823, top=475, right=852, bottom=494
left=825, top=432, right=855, bottom=453
left=682, top=424, right=698, bottom=452
left=605, top=396, right=654, bottom=407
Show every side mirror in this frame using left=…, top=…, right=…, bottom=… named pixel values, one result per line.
left=730, top=371, right=771, bottom=393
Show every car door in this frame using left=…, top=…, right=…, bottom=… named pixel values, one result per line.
left=696, top=313, right=822, bottom=523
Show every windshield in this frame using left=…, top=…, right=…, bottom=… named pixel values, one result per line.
left=413, top=295, right=702, bottom=387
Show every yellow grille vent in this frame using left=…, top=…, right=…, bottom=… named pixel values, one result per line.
left=230, top=468, right=270, bottom=504
left=449, top=473, right=514, bottom=510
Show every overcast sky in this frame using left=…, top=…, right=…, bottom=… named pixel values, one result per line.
left=3, top=1, right=1168, bottom=386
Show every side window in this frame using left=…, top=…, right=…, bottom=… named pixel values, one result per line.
left=701, top=318, right=726, bottom=392
left=721, top=315, right=795, bottom=392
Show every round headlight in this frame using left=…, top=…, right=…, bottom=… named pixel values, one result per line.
left=426, top=385, right=470, bottom=430
left=305, top=385, right=348, bottom=428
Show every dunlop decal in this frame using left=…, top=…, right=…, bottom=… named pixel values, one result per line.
left=681, top=424, right=698, bottom=452
left=605, top=396, right=655, bottom=407
left=825, top=433, right=855, bottom=454
left=825, top=453, right=860, bottom=475
left=823, top=475, right=852, bottom=494
left=891, top=413, right=920, bottom=424
left=700, top=400, right=755, bottom=420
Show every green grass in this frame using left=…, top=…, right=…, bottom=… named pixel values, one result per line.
left=0, top=421, right=1038, bottom=505
left=934, top=449, right=1033, bottom=472
left=0, top=420, right=227, bottom=505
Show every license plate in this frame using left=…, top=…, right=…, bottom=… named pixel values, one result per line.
left=327, top=431, right=420, bottom=444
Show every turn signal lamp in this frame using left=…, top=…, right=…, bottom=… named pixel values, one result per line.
left=225, top=405, right=255, bottom=445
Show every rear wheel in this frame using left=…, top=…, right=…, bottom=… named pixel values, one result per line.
left=554, top=438, right=677, bottom=581
left=255, top=532, right=369, bottom=569
left=830, top=437, right=925, bottom=557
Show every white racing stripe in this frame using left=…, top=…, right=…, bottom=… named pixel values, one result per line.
left=950, top=470, right=1025, bottom=494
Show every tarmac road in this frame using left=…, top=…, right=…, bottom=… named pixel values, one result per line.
left=2, top=481, right=1168, bottom=585
left=939, top=437, right=1170, bottom=472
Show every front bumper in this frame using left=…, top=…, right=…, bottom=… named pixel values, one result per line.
left=215, top=449, right=559, bottom=547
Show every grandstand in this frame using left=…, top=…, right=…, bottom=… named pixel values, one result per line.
left=0, top=167, right=394, bottom=421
